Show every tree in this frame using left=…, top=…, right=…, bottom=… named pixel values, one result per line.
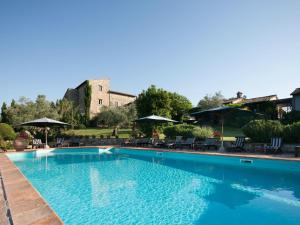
left=136, top=85, right=172, bottom=118
left=1, top=102, right=9, bottom=123
left=94, top=107, right=127, bottom=135
left=5, top=95, right=59, bottom=126
left=10, top=99, right=16, bottom=107
left=197, top=91, right=224, bottom=110
left=57, top=99, right=81, bottom=129
left=169, top=93, right=193, bottom=121
left=135, top=85, right=192, bottom=136
left=0, top=123, right=16, bottom=140
left=84, top=83, right=92, bottom=125
left=35, top=95, right=59, bottom=119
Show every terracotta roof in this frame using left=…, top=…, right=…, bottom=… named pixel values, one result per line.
left=243, top=95, right=277, bottom=104
left=291, top=88, right=300, bottom=95
left=223, top=98, right=244, bottom=104
left=109, top=90, right=136, bottom=98
left=273, top=97, right=292, bottom=105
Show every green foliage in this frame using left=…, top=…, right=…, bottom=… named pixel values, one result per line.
left=192, top=126, right=214, bottom=140
left=1, top=102, right=9, bottom=123
left=281, top=111, right=300, bottom=124
left=169, top=93, right=193, bottom=122
left=57, top=98, right=82, bottom=129
left=247, top=101, right=278, bottom=120
left=84, top=83, right=92, bottom=124
left=0, top=123, right=16, bottom=140
left=93, top=105, right=137, bottom=129
left=136, top=85, right=172, bottom=118
left=163, top=124, right=213, bottom=139
left=242, top=120, right=284, bottom=142
left=62, top=128, right=132, bottom=138
left=0, top=139, right=13, bottom=150
left=95, top=107, right=126, bottom=128
left=227, top=103, right=243, bottom=108
left=197, top=91, right=224, bottom=110
left=243, top=119, right=300, bottom=143
left=5, top=95, right=59, bottom=127
left=282, top=122, right=300, bottom=143
left=136, top=85, right=192, bottom=135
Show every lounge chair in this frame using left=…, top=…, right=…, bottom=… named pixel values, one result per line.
left=176, top=137, right=196, bottom=149
left=152, top=139, right=165, bottom=148
left=226, top=136, right=246, bottom=152
left=32, top=139, right=45, bottom=149
left=136, top=138, right=153, bottom=147
left=264, top=137, right=282, bottom=154
left=196, top=138, right=219, bottom=150
left=167, top=136, right=183, bottom=148
left=56, top=138, right=70, bottom=147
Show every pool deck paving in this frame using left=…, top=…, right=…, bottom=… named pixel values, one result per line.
left=0, top=145, right=300, bottom=224
left=0, top=154, right=64, bottom=225
left=0, top=175, right=9, bottom=225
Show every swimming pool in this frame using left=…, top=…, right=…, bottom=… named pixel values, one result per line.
left=7, top=148, right=300, bottom=225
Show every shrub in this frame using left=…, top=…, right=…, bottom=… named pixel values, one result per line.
left=0, top=123, right=16, bottom=141
left=242, top=120, right=284, bottom=142
left=192, top=126, right=214, bottom=140
left=0, top=138, right=13, bottom=150
left=281, top=111, right=300, bottom=124
left=163, top=124, right=213, bottom=139
left=164, top=124, right=194, bottom=138
left=283, top=121, right=300, bottom=143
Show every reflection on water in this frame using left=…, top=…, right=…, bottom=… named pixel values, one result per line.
left=12, top=152, right=300, bottom=225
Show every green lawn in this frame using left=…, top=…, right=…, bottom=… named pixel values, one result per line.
left=63, top=128, right=132, bottom=138
left=211, top=126, right=244, bottom=141
left=63, top=126, right=244, bottom=141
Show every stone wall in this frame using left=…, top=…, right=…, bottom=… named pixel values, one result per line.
left=77, top=83, right=87, bottom=115
left=64, top=78, right=136, bottom=119
left=109, top=93, right=136, bottom=107
left=293, top=95, right=300, bottom=111
left=89, top=79, right=110, bottom=118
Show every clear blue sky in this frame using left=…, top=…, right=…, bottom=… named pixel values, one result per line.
left=1, top=0, right=299, bottom=107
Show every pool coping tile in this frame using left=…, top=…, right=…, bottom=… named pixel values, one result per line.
left=0, top=154, right=64, bottom=225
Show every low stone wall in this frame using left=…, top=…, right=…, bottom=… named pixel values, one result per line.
left=243, top=143, right=298, bottom=153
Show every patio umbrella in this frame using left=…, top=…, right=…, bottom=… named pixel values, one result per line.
left=135, top=115, right=178, bottom=123
left=190, top=106, right=258, bottom=151
left=134, top=115, right=177, bottom=138
left=20, top=117, right=70, bottom=148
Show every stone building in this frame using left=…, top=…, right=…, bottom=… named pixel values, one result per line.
left=291, top=88, right=300, bottom=111
left=64, top=79, right=136, bottom=118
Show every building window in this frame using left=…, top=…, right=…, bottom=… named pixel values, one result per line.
left=99, top=99, right=103, bottom=105
left=99, top=85, right=103, bottom=91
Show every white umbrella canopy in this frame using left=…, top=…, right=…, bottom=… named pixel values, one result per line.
left=20, top=117, right=69, bottom=127
left=20, top=117, right=70, bottom=148
left=135, top=115, right=178, bottom=123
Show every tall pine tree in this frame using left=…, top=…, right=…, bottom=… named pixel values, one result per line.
left=1, top=102, right=9, bottom=123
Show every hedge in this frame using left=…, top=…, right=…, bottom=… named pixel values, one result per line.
left=0, top=123, right=16, bottom=141
left=163, top=124, right=213, bottom=140
left=242, top=120, right=300, bottom=143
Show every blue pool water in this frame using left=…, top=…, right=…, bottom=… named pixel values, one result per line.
left=7, top=148, right=300, bottom=225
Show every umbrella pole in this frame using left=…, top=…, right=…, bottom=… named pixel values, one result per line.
left=45, top=128, right=49, bottom=149
left=219, top=116, right=225, bottom=152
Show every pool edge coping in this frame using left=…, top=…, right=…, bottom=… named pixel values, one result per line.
left=0, top=154, right=64, bottom=225
left=1, top=145, right=300, bottom=225
left=5, top=145, right=300, bottom=162
left=117, top=147, right=300, bottom=162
